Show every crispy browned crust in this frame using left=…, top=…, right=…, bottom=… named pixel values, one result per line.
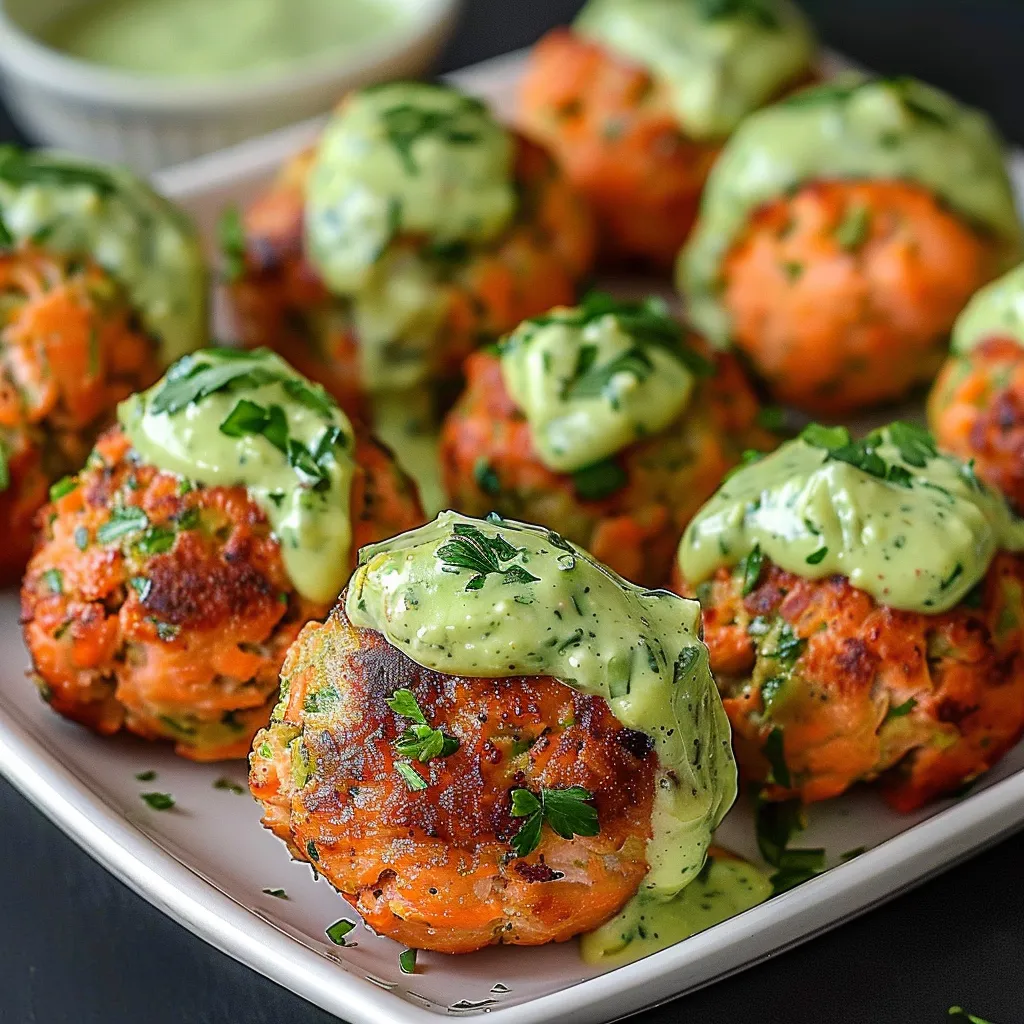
left=20, top=427, right=424, bottom=760
left=249, top=607, right=656, bottom=953
left=674, top=555, right=1024, bottom=811
left=929, top=337, right=1024, bottom=512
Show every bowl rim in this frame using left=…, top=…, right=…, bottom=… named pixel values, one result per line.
left=0, top=0, right=461, bottom=112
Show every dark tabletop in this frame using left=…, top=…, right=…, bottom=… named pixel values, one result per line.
left=4, top=2, right=1024, bottom=1022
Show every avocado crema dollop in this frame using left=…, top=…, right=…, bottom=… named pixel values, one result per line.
left=679, top=421, right=1024, bottom=613
left=681, top=77, right=1024, bottom=347
left=0, top=147, right=206, bottom=362
left=304, top=83, right=516, bottom=391
left=118, top=348, right=356, bottom=603
left=346, top=511, right=738, bottom=954
left=498, top=295, right=709, bottom=473
left=951, top=261, right=1024, bottom=354
left=575, top=0, right=815, bottom=141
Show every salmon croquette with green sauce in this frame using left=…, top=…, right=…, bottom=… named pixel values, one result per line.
left=249, top=512, right=753, bottom=959
left=0, top=148, right=207, bottom=579
left=440, top=294, right=773, bottom=587
left=520, top=0, right=816, bottom=269
left=225, top=82, right=594, bottom=418
left=21, top=349, right=423, bottom=761
left=929, top=262, right=1024, bottom=512
left=680, top=77, right=1022, bottom=414
left=674, top=422, right=1024, bottom=811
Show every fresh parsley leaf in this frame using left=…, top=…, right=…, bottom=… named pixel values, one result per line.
left=325, top=918, right=356, bottom=946
left=398, top=948, right=417, bottom=974
left=509, top=786, right=599, bottom=857
left=737, top=544, right=764, bottom=596
left=218, top=206, right=246, bottom=282
left=137, top=526, right=176, bottom=555
left=49, top=476, right=77, bottom=502
left=833, top=204, right=870, bottom=251
left=141, top=792, right=174, bottom=810
left=885, top=697, right=917, bottom=721
left=436, top=524, right=540, bottom=592
left=74, top=526, right=89, bottom=551
left=800, top=423, right=851, bottom=450
left=566, top=346, right=654, bottom=400
left=305, top=840, right=319, bottom=862
left=97, top=505, right=149, bottom=544
left=695, top=0, right=778, bottom=28
left=754, top=796, right=824, bottom=895
left=129, top=577, right=152, bottom=602
left=134, top=770, right=157, bottom=782
left=213, top=777, right=245, bottom=794
left=948, top=1007, right=995, bottom=1024
left=262, top=888, right=288, bottom=899
left=149, top=352, right=280, bottom=416
left=42, top=568, right=63, bottom=595
left=806, top=547, right=828, bottom=565
left=572, top=458, right=627, bottom=501
left=762, top=727, right=791, bottom=788
left=395, top=761, right=428, bottom=792
left=386, top=689, right=460, bottom=764
left=888, top=421, right=936, bottom=467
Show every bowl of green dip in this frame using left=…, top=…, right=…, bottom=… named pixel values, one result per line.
left=0, top=0, right=460, bottom=172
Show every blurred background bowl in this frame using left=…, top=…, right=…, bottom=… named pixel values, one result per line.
left=0, top=0, right=460, bottom=174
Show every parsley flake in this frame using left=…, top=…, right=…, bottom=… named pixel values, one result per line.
left=141, top=792, right=174, bottom=811
left=436, top=524, right=539, bottom=592
left=399, top=948, right=418, bottom=975
left=509, top=786, right=599, bottom=858
left=386, top=688, right=460, bottom=763
left=325, top=918, right=356, bottom=946
left=97, top=505, right=149, bottom=544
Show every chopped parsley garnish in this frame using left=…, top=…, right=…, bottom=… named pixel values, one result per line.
left=806, top=547, right=828, bottom=565
left=386, top=688, right=460, bottom=763
left=885, top=697, right=917, bottom=721
left=473, top=457, right=501, bottom=496
left=134, top=770, right=157, bottom=782
left=141, top=792, right=174, bottom=811
left=305, top=840, right=319, bottom=862
left=49, top=476, right=77, bottom=502
left=74, top=526, right=89, bottom=551
left=833, top=204, right=871, bottom=251
left=0, top=148, right=116, bottom=193
left=213, top=777, right=245, bottom=794
left=695, top=0, right=779, bottom=28
left=522, top=292, right=712, bottom=378
left=325, top=918, right=356, bottom=946
left=395, top=761, right=428, bottom=792
left=137, top=526, right=176, bottom=555
left=217, top=206, right=246, bottom=282
left=948, top=1008, right=995, bottom=1024
left=737, top=544, right=763, bottom=596
left=509, top=786, right=599, bottom=858
left=436, top=524, right=539, bottom=592
left=571, top=458, right=627, bottom=501
left=800, top=420, right=938, bottom=486
left=151, top=619, right=180, bottom=642
left=762, top=727, right=791, bottom=788
left=148, top=350, right=283, bottom=416
left=129, top=577, right=151, bottom=602
left=262, top=888, right=288, bottom=899
left=220, top=398, right=288, bottom=450
left=379, top=96, right=485, bottom=175
left=398, top=948, right=417, bottom=975
left=42, top=568, right=63, bottom=595
left=96, top=505, right=149, bottom=544
left=755, top=796, right=825, bottom=896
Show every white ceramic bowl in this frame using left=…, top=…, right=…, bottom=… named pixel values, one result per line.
left=0, top=0, right=461, bottom=174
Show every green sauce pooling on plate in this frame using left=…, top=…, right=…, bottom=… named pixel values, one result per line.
left=346, top=511, right=738, bottom=949
left=498, top=294, right=710, bottom=473
left=951, top=261, right=1024, bottom=354
left=576, top=0, right=815, bottom=141
left=0, top=148, right=206, bottom=363
left=39, top=0, right=401, bottom=80
left=304, top=82, right=517, bottom=391
left=679, top=422, right=1024, bottom=613
left=119, top=348, right=356, bottom=603
left=680, top=77, right=1024, bottom=347
left=581, top=851, right=771, bottom=965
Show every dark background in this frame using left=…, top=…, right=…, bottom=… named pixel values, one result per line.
left=4, top=2, right=1024, bottom=1022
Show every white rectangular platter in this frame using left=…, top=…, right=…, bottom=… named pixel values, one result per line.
left=1, top=48, right=1024, bottom=1024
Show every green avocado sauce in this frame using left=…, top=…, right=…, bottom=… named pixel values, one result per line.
left=345, top=510, right=737, bottom=958
left=680, top=77, right=1024, bottom=347
left=499, top=295, right=708, bottom=473
left=952, top=261, right=1024, bottom=354
left=304, top=83, right=516, bottom=392
left=679, top=422, right=1024, bottom=613
left=37, top=0, right=400, bottom=80
left=580, top=852, right=771, bottom=965
left=576, top=0, right=815, bottom=141
left=118, top=348, right=356, bottom=603
left=0, top=147, right=206, bottom=363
